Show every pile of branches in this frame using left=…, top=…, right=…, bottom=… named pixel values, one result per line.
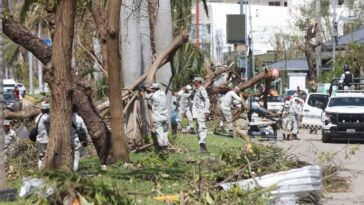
left=6, top=140, right=38, bottom=180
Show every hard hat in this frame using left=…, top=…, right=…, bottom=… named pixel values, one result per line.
left=186, top=85, right=192, bottom=90
left=3, top=120, right=10, bottom=126
left=41, top=102, right=50, bottom=110
left=151, top=83, right=160, bottom=89
left=193, top=77, right=203, bottom=82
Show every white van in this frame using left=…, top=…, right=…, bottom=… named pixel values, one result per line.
left=302, top=93, right=330, bottom=130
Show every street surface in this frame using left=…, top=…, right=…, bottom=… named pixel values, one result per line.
left=275, top=129, right=364, bottom=205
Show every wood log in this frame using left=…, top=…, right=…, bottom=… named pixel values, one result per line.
left=203, top=62, right=235, bottom=88
left=96, top=32, right=189, bottom=111
left=4, top=107, right=40, bottom=120
left=211, top=69, right=273, bottom=94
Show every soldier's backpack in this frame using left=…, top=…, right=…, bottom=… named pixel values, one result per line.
left=72, top=121, right=88, bottom=146
left=344, top=72, right=353, bottom=85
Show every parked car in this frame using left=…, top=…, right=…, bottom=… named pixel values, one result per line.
left=16, top=83, right=27, bottom=97
left=3, top=93, right=22, bottom=112
left=267, top=95, right=284, bottom=114
left=315, top=83, right=331, bottom=94
left=3, top=79, right=16, bottom=93
left=283, top=89, right=307, bottom=102
left=302, top=93, right=330, bottom=130
left=321, top=92, right=364, bottom=142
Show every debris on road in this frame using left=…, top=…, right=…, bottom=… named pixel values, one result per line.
left=19, top=178, right=54, bottom=198
left=219, top=165, right=322, bottom=205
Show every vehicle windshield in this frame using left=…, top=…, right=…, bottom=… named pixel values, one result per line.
left=3, top=94, right=14, bottom=101
left=328, top=97, right=364, bottom=107
left=286, top=90, right=296, bottom=95
left=308, top=95, right=329, bottom=109
left=286, top=90, right=307, bottom=96
left=268, top=96, right=283, bottom=102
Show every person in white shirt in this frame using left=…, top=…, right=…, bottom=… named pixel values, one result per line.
left=71, top=104, right=88, bottom=171
left=140, top=83, right=169, bottom=157
left=191, top=77, right=210, bottom=153
left=219, top=86, right=241, bottom=134
left=35, top=102, right=50, bottom=168
left=288, top=97, right=302, bottom=140
left=4, top=120, right=16, bottom=156
left=176, top=85, right=194, bottom=132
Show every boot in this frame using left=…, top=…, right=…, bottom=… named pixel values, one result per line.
left=199, top=143, right=208, bottom=153
left=293, top=134, right=300, bottom=140
left=283, top=133, right=286, bottom=140
left=287, top=134, right=292, bottom=141
left=158, top=146, right=169, bottom=160
left=189, top=127, right=195, bottom=134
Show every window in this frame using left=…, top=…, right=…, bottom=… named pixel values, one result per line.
left=329, top=97, right=364, bottom=107
left=307, top=95, right=329, bottom=109
left=268, top=96, right=283, bottom=102
left=268, top=1, right=281, bottom=6
left=338, top=0, right=344, bottom=5
left=284, top=2, right=287, bottom=7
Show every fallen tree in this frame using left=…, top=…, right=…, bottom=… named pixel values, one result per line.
left=4, top=107, right=40, bottom=120
left=2, top=8, right=189, bottom=164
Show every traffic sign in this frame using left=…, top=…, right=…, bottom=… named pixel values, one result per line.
left=272, top=68, right=279, bottom=77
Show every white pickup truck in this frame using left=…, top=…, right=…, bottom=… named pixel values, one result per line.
left=321, top=92, right=364, bottom=142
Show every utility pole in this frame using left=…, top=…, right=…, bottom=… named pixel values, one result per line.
left=240, top=0, right=245, bottom=79
left=332, top=0, right=337, bottom=74
left=248, top=0, right=255, bottom=78
left=28, top=52, right=33, bottom=94
left=244, top=0, right=248, bottom=80
left=196, top=0, right=200, bottom=49
left=315, top=0, right=322, bottom=79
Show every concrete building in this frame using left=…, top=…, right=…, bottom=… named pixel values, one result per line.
left=191, top=0, right=363, bottom=65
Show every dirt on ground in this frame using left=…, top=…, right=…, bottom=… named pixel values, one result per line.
left=275, top=129, right=364, bottom=205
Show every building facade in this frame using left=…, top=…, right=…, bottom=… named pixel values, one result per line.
left=191, top=0, right=364, bottom=64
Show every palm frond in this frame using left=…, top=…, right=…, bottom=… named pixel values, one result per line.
left=20, top=0, right=37, bottom=23
left=201, top=0, right=208, bottom=17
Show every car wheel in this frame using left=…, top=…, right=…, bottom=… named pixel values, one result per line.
left=322, top=133, right=331, bottom=143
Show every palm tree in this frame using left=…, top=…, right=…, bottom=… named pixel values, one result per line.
left=170, top=0, right=208, bottom=89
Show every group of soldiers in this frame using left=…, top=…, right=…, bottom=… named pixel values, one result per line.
left=140, top=77, right=212, bottom=154
left=35, top=102, right=88, bottom=171
left=140, top=76, right=243, bottom=156
left=4, top=102, right=88, bottom=171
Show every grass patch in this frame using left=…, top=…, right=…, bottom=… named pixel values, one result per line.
left=3, top=134, right=310, bottom=204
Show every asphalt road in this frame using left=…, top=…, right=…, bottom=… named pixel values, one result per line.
left=275, top=129, right=364, bottom=205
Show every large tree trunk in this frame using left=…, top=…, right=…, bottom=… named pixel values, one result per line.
left=106, top=0, right=129, bottom=162
left=304, top=22, right=318, bottom=82
left=121, top=0, right=142, bottom=86
left=42, top=0, right=76, bottom=171
left=2, top=2, right=118, bottom=165
left=3, top=16, right=51, bottom=65
left=120, top=0, right=144, bottom=149
left=73, top=82, right=113, bottom=164
left=0, top=0, right=7, bottom=187
left=155, top=0, right=173, bottom=122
